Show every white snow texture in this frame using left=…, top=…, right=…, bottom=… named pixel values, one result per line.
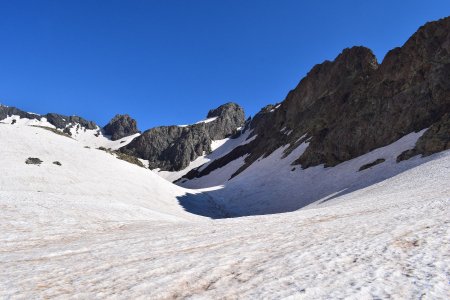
left=0, top=116, right=449, bottom=299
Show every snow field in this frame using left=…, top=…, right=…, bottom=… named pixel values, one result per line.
left=0, top=121, right=449, bottom=299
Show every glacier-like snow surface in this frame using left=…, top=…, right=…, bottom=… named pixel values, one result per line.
left=0, top=122, right=449, bottom=299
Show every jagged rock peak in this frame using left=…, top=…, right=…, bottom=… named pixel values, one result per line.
left=335, top=46, right=379, bottom=70
left=44, top=113, right=97, bottom=130
left=207, top=102, right=244, bottom=118
left=121, top=102, right=246, bottom=171
left=0, top=105, right=98, bottom=131
left=180, top=16, right=450, bottom=182
left=204, top=102, right=245, bottom=141
left=103, top=114, right=140, bottom=141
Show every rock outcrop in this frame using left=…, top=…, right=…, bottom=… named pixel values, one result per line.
left=44, top=113, right=97, bottom=130
left=181, top=17, right=450, bottom=181
left=397, top=113, right=450, bottom=162
left=25, top=157, right=43, bottom=165
left=0, top=104, right=40, bottom=120
left=204, top=103, right=246, bottom=140
left=413, top=114, right=450, bottom=156
left=103, top=114, right=140, bottom=140
left=2, top=17, right=449, bottom=182
left=121, top=103, right=245, bottom=171
left=0, top=104, right=98, bottom=134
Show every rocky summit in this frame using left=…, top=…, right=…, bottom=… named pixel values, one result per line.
left=0, top=104, right=98, bottom=135
left=0, top=105, right=40, bottom=121
left=181, top=16, right=450, bottom=181
left=44, top=113, right=97, bottom=132
left=103, top=114, right=140, bottom=140
left=121, top=102, right=245, bottom=171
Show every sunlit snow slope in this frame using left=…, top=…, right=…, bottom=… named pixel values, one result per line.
left=177, top=129, right=448, bottom=218
left=1, top=114, right=139, bottom=150
left=0, top=122, right=449, bottom=299
left=0, top=123, right=214, bottom=223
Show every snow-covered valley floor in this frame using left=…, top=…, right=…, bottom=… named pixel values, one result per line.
left=1, top=123, right=449, bottom=299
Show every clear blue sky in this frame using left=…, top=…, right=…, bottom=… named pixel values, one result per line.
left=0, top=1, right=448, bottom=129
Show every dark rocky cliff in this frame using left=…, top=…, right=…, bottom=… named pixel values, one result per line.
left=121, top=103, right=245, bottom=171
left=103, top=114, right=140, bottom=140
left=182, top=17, right=450, bottom=181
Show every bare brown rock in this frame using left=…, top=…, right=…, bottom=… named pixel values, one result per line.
left=182, top=17, right=450, bottom=181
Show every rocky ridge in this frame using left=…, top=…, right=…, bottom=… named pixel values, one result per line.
left=181, top=17, right=450, bottom=182
left=0, top=104, right=142, bottom=141
left=0, top=105, right=40, bottom=121
left=0, top=104, right=98, bottom=135
left=1, top=17, right=448, bottom=183
left=121, top=103, right=245, bottom=171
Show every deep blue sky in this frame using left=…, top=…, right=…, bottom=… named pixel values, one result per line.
left=0, top=1, right=448, bottom=129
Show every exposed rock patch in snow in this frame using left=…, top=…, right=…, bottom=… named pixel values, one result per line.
left=72, top=129, right=140, bottom=150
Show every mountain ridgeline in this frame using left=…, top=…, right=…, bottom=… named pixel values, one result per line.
left=1, top=17, right=449, bottom=185
left=0, top=105, right=98, bottom=135
left=0, top=105, right=141, bottom=140
left=120, top=103, right=246, bottom=171
left=181, top=16, right=450, bottom=182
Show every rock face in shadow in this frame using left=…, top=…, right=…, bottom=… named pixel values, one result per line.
left=121, top=103, right=245, bottom=171
left=397, top=113, right=450, bottom=162
left=181, top=17, right=450, bottom=181
left=413, top=114, right=450, bottom=156
left=103, top=114, right=140, bottom=140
